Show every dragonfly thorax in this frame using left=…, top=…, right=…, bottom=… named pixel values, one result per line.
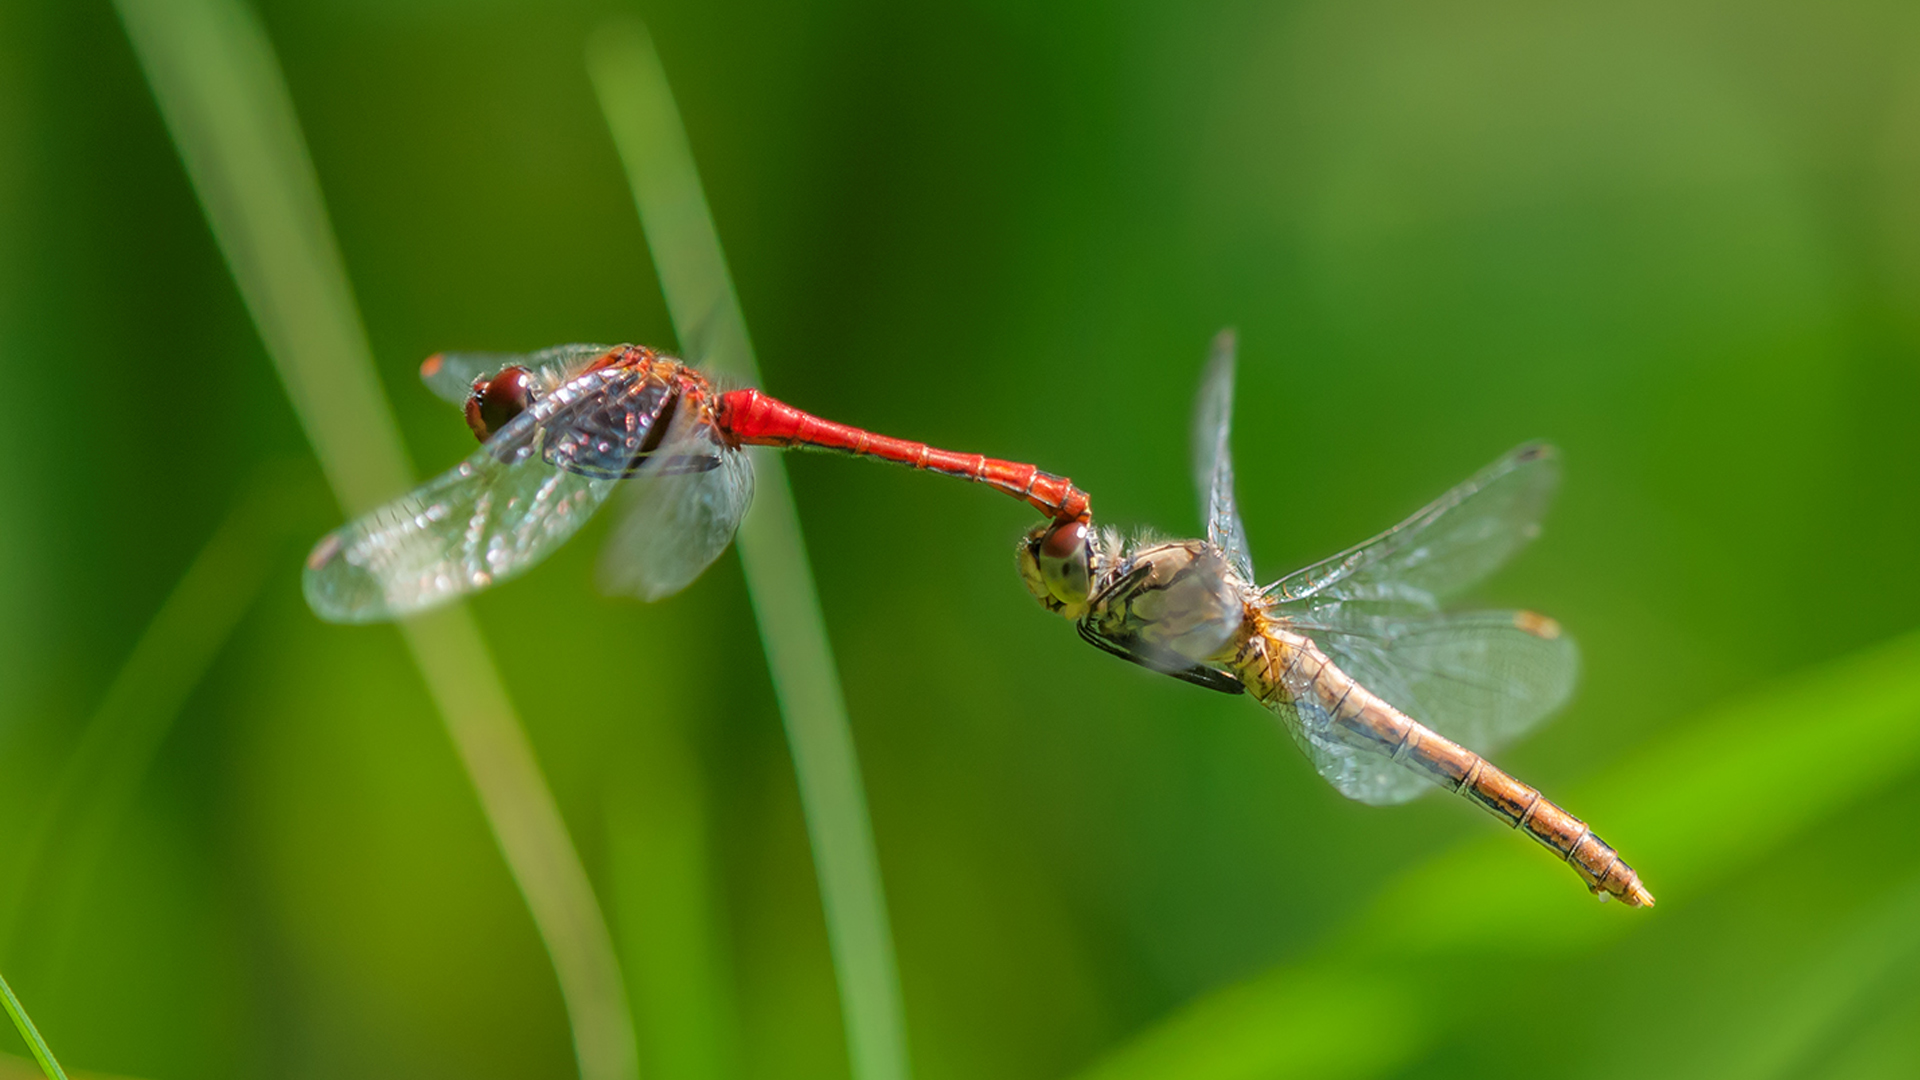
left=1085, top=540, right=1244, bottom=665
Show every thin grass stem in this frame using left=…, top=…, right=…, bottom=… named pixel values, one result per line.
left=111, top=1, right=637, bottom=1077
left=587, top=21, right=911, bottom=1080
left=0, top=969, right=66, bottom=1080
left=606, top=725, right=739, bottom=1080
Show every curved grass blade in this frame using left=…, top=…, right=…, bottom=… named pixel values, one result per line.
left=110, top=2, right=638, bottom=1077
left=0, top=969, right=66, bottom=1080
left=1708, top=867, right=1920, bottom=1080
left=588, top=21, right=910, bottom=1080
left=1075, top=628, right=1920, bottom=1080
left=1, top=470, right=304, bottom=970
left=606, top=725, right=740, bottom=1080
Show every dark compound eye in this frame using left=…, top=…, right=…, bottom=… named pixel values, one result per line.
left=1039, top=519, right=1085, bottom=561
left=1037, top=519, right=1091, bottom=607
left=464, top=366, right=534, bottom=441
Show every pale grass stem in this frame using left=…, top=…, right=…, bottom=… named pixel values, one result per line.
left=111, top=1, right=638, bottom=1077
left=0, top=970, right=67, bottom=1080
left=2, top=470, right=302, bottom=971
left=588, top=21, right=912, bottom=1080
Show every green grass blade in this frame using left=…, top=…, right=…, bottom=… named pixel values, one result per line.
left=2, top=471, right=303, bottom=967
left=587, top=21, right=911, bottom=1080
left=111, top=2, right=638, bottom=1078
left=1075, top=629, right=1920, bottom=1080
left=0, top=1053, right=145, bottom=1080
left=0, top=969, right=67, bottom=1080
left=606, top=725, right=739, bottom=1080
left=1721, top=869, right=1920, bottom=1080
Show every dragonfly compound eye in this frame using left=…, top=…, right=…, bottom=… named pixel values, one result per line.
left=464, top=366, right=535, bottom=442
left=1016, top=526, right=1055, bottom=610
left=1037, top=519, right=1092, bottom=608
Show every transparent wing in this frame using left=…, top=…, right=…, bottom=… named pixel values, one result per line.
left=597, top=401, right=755, bottom=602
left=1265, top=443, right=1560, bottom=612
left=1191, top=329, right=1254, bottom=583
left=1258, top=444, right=1576, bottom=803
left=304, top=365, right=672, bottom=622
left=1288, top=608, right=1579, bottom=767
left=1260, top=675, right=1430, bottom=806
left=418, top=343, right=617, bottom=407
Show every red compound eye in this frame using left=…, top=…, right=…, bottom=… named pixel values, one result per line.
left=1040, top=520, right=1087, bottom=562
left=464, top=366, right=534, bottom=441
left=1037, top=519, right=1091, bottom=606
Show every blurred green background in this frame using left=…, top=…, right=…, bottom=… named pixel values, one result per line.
left=5, top=0, right=1920, bottom=1078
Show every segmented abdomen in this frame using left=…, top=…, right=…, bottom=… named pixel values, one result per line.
left=1233, top=621, right=1654, bottom=907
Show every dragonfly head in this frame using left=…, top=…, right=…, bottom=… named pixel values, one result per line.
left=1018, top=518, right=1099, bottom=618
left=463, top=365, right=535, bottom=442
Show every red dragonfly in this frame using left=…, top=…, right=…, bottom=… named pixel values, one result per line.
left=305, top=343, right=1089, bottom=622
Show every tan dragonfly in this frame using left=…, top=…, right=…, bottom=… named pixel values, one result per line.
left=1016, top=333, right=1652, bottom=907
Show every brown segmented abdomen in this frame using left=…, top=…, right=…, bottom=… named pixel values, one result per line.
left=1234, top=623, right=1654, bottom=907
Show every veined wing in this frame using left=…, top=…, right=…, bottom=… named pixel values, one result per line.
left=418, top=343, right=617, bottom=407
left=1265, top=443, right=1560, bottom=612
left=1278, top=609, right=1579, bottom=805
left=598, top=395, right=754, bottom=602
left=1191, top=329, right=1253, bottom=583
left=1255, top=616, right=1574, bottom=807
left=1262, top=692, right=1429, bottom=806
left=1257, top=646, right=1428, bottom=805
left=304, top=365, right=673, bottom=622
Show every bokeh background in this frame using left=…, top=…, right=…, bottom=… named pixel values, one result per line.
left=5, top=0, right=1920, bottom=1078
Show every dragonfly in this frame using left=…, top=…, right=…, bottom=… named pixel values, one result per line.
left=306, top=343, right=1090, bottom=622
left=1015, top=332, right=1653, bottom=906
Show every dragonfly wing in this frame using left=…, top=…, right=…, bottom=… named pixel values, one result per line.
left=597, top=403, right=754, bottom=602
left=419, top=343, right=617, bottom=407
left=304, top=365, right=671, bottom=622
left=1264, top=443, right=1561, bottom=611
left=1284, top=607, right=1580, bottom=757
left=1261, top=690, right=1430, bottom=806
left=1191, top=329, right=1254, bottom=583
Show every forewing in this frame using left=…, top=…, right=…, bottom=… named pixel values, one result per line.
left=1260, top=685, right=1430, bottom=806
left=1265, top=443, right=1560, bottom=612
left=1191, top=329, right=1254, bottom=583
left=1289, top=608, right=1579, bottom=758
left=304, top=366, right=669, bottom=622
left=597, top=403, right=754, bottom=602
left=419, top=343, right=616, bottom=407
